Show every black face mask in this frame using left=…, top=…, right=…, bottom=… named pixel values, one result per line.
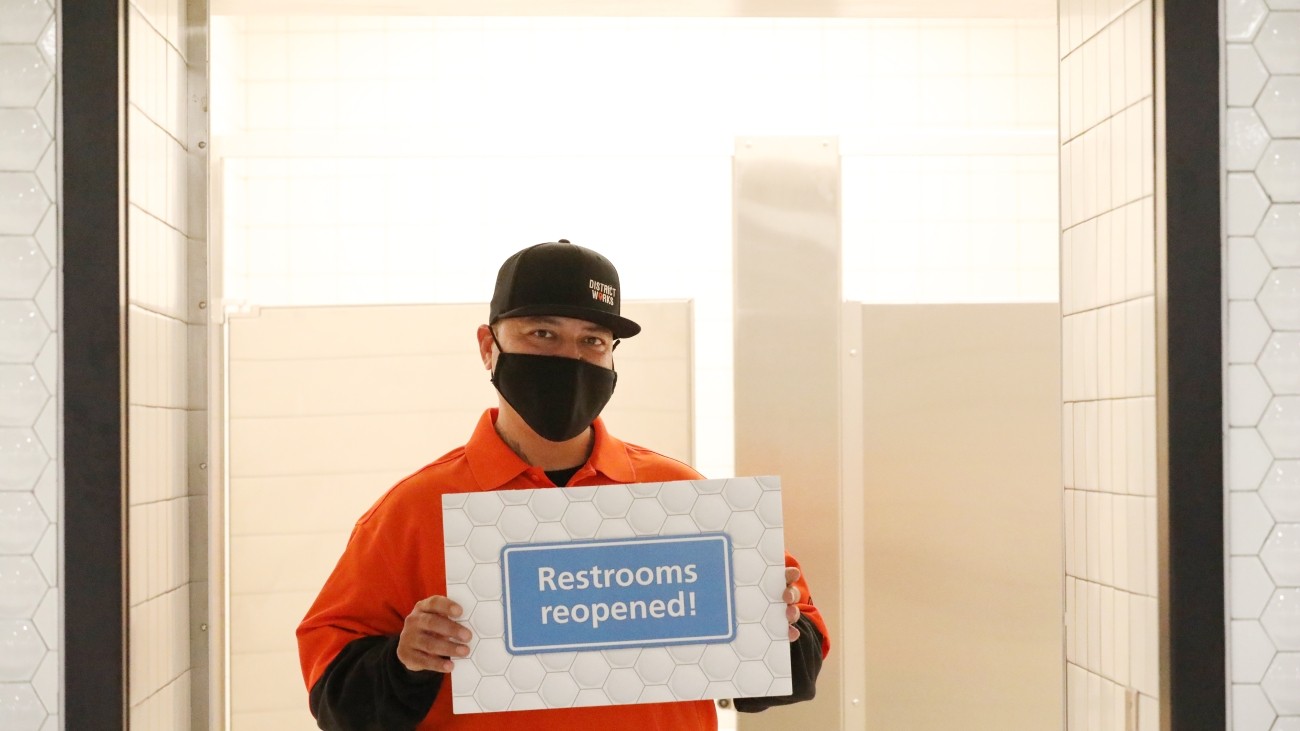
left=490, top=344, right=617, bottom=443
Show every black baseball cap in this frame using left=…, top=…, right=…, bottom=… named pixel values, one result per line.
left=489, top=240, right=642, bottom=339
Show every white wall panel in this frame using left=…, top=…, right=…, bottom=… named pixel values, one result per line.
left=125, top=0, right=207, bottom=726
left=1059, top=0, right=1159, bottom=727
left=1223, top=0, right=1300, bottom=727
left=210, top=16, right=1062, bottom=486
left=0, top=3, right=59, bottom=729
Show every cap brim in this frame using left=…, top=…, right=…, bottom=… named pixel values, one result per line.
left=492, top=304, right=642, bottom=339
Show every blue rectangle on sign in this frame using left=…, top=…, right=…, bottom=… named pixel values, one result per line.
left=501, top=534, right=735, bottom=655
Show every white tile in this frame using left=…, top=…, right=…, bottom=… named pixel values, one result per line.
left=1233, top=556, right=1278, bottom=618
left=1122, top=10, right=1140, bottom=107
left=1263, top=653, right=1300, bottom=714
left=0, top=427, right=48, bottom=493
left=1076, top=575, right=1090, bottom=663
left=1084, top=311, right=1099, bottom=402
left=1086, top=489, right=1097, bottom=580
left=1228, top=301, right=1272, bottom=363
left=1270, top=715, right=1300, bottom=731
left=1128, top=593, right=1149, bottom=686
left=1098, top=308, right=1114, bottom=401
left=32, top=522, right=55, bottom=586
left=1227, top=108, right=1273, bottom=170
left=1140, top=398, right=1156, bottom=495
left=1137, top=692, right=1158, bottom=731
left=1262, top=524, right=1300, bottom=586
left=1228, top=43, right=1271, bottom=106
left=1122, top=301, right=1140, bottom=398
left=1139, top=596, right=1159, bottom=695
left=1229, top=365, right=1275, bottom=427
left=1126, top=398, right=1144, bottom=495
left=1257, top=205, right=1300, bottom=268
left=1258, top=141, right=1300, bottom=202
left=1099, top=677, right=1115, bottom=731
left=1132, top=202, right=1151, bottom=302
left=1065, top=405, right=1077, bottom=489
left=1137, top=5, right=1154, bottom=102
left=32, top=650, right=56, bottom=715
left=1089, top=580, right=1102, bottom=672
left=1257, top=76, right=1300, bottom=138
left=1096, top=121, right=1112, bottom=219
left=1256, top=12, right=1300, bottom=74
left=1261, top=397, right=1300, bottom=459
left=1262, top=589, right=1300, bottom=651
left=1099, top=490, right=1115, bottom=579
left=1088, top=664, right=1102, bottom=731
left=1068, top=664, right=1085, bottom=731
left=1111, top=398, right=1129, bottom=494
left=1076, top=491, right=1090, bottom=582
left=1128, top=496, right=1147, bottom=595
left=1226, top=0, right=1271, bottom=41
left=1100, top=585, right=1115, bottom=679
left=1112, top=494, right=1130, bottom=591
left=1066, top=576, right=1078, bottom=662
left=1261, top=460, right=1300, bottom=522
left=1233, top=491, right=1279, bottom=556
left=1114, top=590, right=1130, bottom=685
left=1237, top=681, right=1279, bottom=723
left=1144, top=496, right=1158, bottom=595
left=1228, top=173, right=1272, bottom=235
left=1087, top=398, right=1102, bottom=489
left=1083, top=129, right=1098, bottom=220
left=1228, top=237, right=1273, bottom=299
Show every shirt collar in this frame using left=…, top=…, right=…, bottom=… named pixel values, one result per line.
left=465, top=409, right=636, bottom=489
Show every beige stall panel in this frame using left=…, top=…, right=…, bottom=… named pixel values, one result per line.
left=861, top=303, right=1061, bottom=731
left=226, top=300, right=693, bottom=731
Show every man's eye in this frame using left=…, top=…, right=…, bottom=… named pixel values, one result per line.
left=584, top=337, right=607, bottom=348
left=530, top=330, right=555, bottom=339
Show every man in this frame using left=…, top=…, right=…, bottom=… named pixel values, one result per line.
left=297, top=241, right=829, bottom=730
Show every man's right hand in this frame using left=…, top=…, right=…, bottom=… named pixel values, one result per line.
left=396, top=596, right=474, bottom=673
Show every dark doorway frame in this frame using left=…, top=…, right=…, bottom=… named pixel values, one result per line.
left=55, top=2, right=1225, bottom=728
left=1155, top=0, right=1226, bottom=727
left=62, top=0, right=128, bottom=728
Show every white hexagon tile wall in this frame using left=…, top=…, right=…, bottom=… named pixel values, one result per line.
left=1226, top=0, right=1300, bottom=729
left=0, top=1, right=60, bottom=731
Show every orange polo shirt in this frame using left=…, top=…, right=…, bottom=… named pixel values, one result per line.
left=298, top=409, right=829, bottom=730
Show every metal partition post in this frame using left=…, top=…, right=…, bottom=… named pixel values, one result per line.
left=732, top=137, right=843, bottom=731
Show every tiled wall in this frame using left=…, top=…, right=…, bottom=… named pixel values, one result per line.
left=125, top=0, right=207, bottom=728
left=0, top=1, right=61, bottom=730
left=1058, top=0, right=1161, bottom=728
left=1223, top=0, right=1300, bottom=728
left=211, top=15, right=1060, bottom=482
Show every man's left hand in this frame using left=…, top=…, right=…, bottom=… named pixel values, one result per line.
left=783, top=567, right=802, bottom=642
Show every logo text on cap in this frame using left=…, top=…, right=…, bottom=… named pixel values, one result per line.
left=589, top=279, right=616, bottom=306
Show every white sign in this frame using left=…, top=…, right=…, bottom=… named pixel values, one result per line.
left=442, top=476, right=790, bottom=714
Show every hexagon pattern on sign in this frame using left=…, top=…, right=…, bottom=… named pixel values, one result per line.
left=444, top=476, right=791, bottom=714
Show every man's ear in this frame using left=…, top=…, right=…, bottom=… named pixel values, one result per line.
left=476, top=324, right=496, bottom=370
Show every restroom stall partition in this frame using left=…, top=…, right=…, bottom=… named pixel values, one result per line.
left=733, top=139, right=1063, bottom=730
left=854, top=303, right=1062, bottom=730
left=221, top=300, right=694, bottom=730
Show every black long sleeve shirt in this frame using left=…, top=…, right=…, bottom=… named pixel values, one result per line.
left=309, top=617, right=825, bottom=729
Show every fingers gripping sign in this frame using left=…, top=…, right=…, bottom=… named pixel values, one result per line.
left=783, top=567, right=802, bottom=643
left=397, top=595, right=474, bottom=673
